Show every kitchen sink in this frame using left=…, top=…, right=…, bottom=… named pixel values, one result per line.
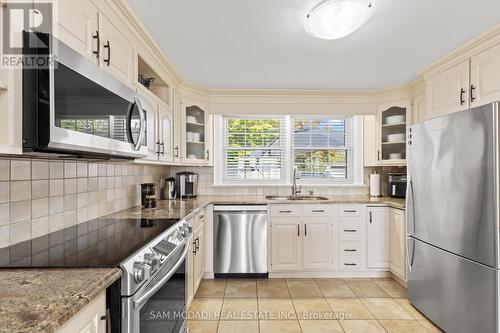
left=265, top=195, right=328, bottom=201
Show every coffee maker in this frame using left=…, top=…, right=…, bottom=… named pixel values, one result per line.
left=176, top=172, right=199, bottom=199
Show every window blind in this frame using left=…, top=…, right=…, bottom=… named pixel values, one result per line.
left=223, top=116, right=286, bottom=181
left=293, top=116, right=354, bottom=183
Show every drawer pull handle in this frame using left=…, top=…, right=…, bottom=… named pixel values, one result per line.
left=344, top=210, right=357, bottom=213
left=279, top=210, right=292, bottom=213
left=344, top=263, right=357, bottom=266
left=344, top=249, right=357, bottom=252
left=312, top=210, right=325, bottom=213
left=344, top=229, right=357, bottom=232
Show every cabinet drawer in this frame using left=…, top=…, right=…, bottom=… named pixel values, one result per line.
left=270, top=205, right=301, bottom=217
left=340, top=242, right=361, bottom=256
left=339, top=223, right=361, bottom=241
left=303, top=205, right=333, bottom=217
left=339, top=256, right=361, bottom=271
left=338, top=205, right=362, bottom=217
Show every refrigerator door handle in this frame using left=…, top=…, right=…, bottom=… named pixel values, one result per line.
left=406, top=179, right=415, bottom=236
left=406, top=237, right=415, bottom=272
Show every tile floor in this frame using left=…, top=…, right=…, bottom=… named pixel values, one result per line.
left=188, top=278, right=444, bottom=333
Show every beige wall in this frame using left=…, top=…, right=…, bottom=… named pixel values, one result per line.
left=0, top=158, right=169, bottom=248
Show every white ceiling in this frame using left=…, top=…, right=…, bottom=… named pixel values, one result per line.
left=127, top=0, right=500, bottom=90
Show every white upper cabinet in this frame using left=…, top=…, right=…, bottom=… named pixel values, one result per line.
left=172, top=90, right=183, bottom=163
left=413, top=94, right=427, bottom=124
left=366, top=207, right=390, bottom=269
left=302, top=218, right=332, bottom=270
left=363, top=115, right=378, bottom=167
left=56, top=0, right=99, bottom=63
left=158, top=103, right=174, bottom=163
left=181, top=98, right=211, bottom=165
left=98, top=14, right=134, bottom=85
left=470, top=43, right=500, bottom=107
left=376, top=100, right=411, bottom=165
left=137, top=86, right=174, bottom=164
left=426, top=60, right=470, bottom=117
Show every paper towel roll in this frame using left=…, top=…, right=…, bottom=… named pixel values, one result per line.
left=370, top=173, right=381, bottom=197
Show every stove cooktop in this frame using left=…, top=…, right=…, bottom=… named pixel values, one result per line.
left=0, top=217, right=180, bottom=268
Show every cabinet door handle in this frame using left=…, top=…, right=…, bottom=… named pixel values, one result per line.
left=377, top=150, right=380, bottom=161
left=312, top=210, right=324, bottom=213
left=297, top=224, right=300, bottom=237
left=101, top=308, right=111, bottom=333
left=174, top=146, right=179, bottom=158
left=160, top=142, right=165, bottom=156
left=470, top=84, right=476, bottom=102
left=92, top=31, right=100, bottom=59
left=279, top=210, right=292, bottom=213
left=156, top=141, right=161, bottom=155
left=344, top=210, right=357, bottom=213
left=460, top=88, right=466, bottom=105
left=344, top=249, right=357, bottom=252
left=103, top=41, right=111, bottom=66
left=195, top=237, right=200, bottom=251
left=344, top=229, right=357, bottom=232
left=369, top=211, right=373, bottom=223
left=304, top=224, right=307, bottom=236
left=344, top=263, right=357, bottom=266
left=206, top=149, right=209, bottom=160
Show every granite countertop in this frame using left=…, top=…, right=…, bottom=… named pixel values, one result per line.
left=0, top=268, right=121, bottom=333
left=108, top=195, right=406, bottom=221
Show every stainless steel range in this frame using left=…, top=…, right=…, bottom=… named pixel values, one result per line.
left=0, top=216, right=192, bottom=333
left=121, top=220, right=192, bottom=333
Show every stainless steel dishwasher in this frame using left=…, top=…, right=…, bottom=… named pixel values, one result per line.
left=213, top=205, right=268, bottom=277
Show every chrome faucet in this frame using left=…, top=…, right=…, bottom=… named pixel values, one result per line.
left=292, top=167, right=301, bottom=197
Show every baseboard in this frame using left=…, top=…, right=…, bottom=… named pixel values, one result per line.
left=203, top=270, right=397, bottom=279
left=268, top=270, right=392, bottom=279
left=391, top=272, right=408, bottom=288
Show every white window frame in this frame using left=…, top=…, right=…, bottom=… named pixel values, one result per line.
left=213, top=115, right=364, bottom=186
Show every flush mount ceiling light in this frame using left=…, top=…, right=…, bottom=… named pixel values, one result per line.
left=305, top=0, right=372, bottom=40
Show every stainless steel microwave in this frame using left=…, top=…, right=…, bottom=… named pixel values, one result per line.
left=22, top=32, right=148, bottom=158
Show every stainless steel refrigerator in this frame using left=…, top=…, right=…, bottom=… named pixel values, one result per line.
left=407, top=102, right=499, bottom=333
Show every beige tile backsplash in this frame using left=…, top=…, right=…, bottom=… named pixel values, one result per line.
left=166, top=166, right=404, bottom=197
left=0, top=158, right=169, bottom=248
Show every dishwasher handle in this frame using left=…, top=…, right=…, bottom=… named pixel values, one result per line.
left=214, top=205, right=268, bottom=212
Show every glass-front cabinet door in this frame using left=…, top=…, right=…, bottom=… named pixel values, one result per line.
left=182, top=98, right=210, bottom=165
left=377, top=100, right=411, bottom=165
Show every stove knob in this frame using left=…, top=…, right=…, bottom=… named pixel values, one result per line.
left=181, top=224, right=193, bottom=237
left=144, top=253, right=160, bottom=271
left=133, top=261, right=151, bottom=283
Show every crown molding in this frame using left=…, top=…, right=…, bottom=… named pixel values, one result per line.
left=417, top=23, right=500, bottom=78
left=113, top=0, right=183, bottom=86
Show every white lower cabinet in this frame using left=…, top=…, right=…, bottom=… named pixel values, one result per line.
left=366, top=207, right=390, bottom=269
left=303, top=218, right=332, bottom=270
left=187, top=209, right=206, bottom=308
left=268, top=204, right=405, bottom=278
left=389, top=208, right=406, bottom=280
left=270, top=218, right=302, bottom=271
left=57, top=292, right=106, bottom=333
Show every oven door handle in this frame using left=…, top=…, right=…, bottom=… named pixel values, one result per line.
left=133, top=242, right=189, bottom=308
